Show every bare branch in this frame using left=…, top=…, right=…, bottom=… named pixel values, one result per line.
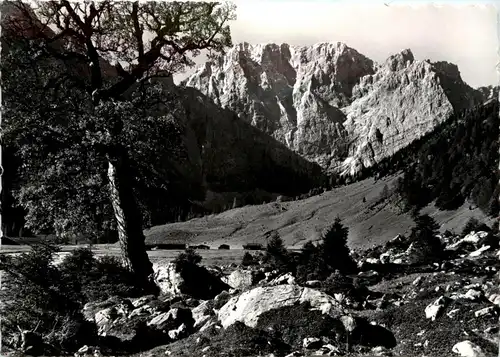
left=131, top=2, right=144, bottom=60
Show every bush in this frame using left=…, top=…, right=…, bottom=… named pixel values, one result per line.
left=58, top=248, right=143, bottom=303
left=322, top=271, right=356, bottom=296
left=462, top=217, right=491, bottom=236
left=204, top=321, right=290, bottom=357
left=173, top=248, right=202, bottom=270
left=0, top=243, right=142, bottom=354
left=255, top=302, right=346, bottom=349
left=241, top=252, right=257, bottom=267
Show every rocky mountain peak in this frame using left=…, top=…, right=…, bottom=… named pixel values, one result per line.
left=383, top=49, right=414, bottom=72
left=184, top=43, right=483, bottom=175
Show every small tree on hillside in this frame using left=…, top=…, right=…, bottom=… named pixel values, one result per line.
left=321, top=217, right=357, bottom=274
left=295, top=241, right=325, bottom=281
left=264, top=231, right=289, bottom=271
left=413, top=214, right=440, bottom=238
left=409, top=214, right=443, bottom=261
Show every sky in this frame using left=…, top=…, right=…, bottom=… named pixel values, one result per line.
left=175, top=0, right=499, bottom=89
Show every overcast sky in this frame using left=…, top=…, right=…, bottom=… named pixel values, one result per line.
left=175, top=0, right=498, bottom=89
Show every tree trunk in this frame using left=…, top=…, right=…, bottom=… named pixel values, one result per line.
left=107, top=153, right=158, bottom=295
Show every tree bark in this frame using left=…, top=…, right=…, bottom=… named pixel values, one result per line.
left=107, top=152, right=158, bottom=295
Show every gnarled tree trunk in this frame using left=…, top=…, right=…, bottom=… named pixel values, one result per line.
left=107, top=152, right=158, bottom=295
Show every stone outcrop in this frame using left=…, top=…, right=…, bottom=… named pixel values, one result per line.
left=152, top=261, right=230, bottom=300
left=221, top=269, right=265, bottom=290
left=184, top=42, right=482, bottom=175
left=217, top=284, right=346, bottom=328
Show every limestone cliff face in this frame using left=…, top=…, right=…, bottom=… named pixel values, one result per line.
left=184, top=42, right=482, bottom=175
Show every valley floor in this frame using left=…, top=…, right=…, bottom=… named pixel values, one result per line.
left=144, top=174, right=492, bottom=250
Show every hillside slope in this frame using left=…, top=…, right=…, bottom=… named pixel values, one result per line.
left=144, top=174, right=492, bottom=250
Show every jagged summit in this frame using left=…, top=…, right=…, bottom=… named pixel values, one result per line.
left=184, top=42, right=483, bottom=175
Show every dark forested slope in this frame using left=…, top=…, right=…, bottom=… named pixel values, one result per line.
left=367, top=99, right=499, bottom=216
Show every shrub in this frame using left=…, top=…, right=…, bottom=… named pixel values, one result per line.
left=204, top=321, right=290, bottom=357
left=172, top=248, right=228, bottom=300
left=241, top=252, right=257, bottom=267
left=255, top=302, right=346, bottom=349
left=0, top=243, right=142, bottom=354
left=173, top=248, right=202, bottom=270
left=0, top=243, right=94, bottom=353
left=462, top=217, right=491, bottom=236
left=322, top=271, right=356, bottom=296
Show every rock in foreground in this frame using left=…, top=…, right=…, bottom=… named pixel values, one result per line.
left=217, top=284, right=346, bottom=328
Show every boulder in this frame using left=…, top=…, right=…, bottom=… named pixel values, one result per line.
left=412, top=276, right=423, bottom=286
left=405, top=240, right=442, bottom=265
left=217, top=284, right=346, bottom=328
left=191, top=300, right=214, bottom=329
left=94, top=307, right=117, bottom=335
left=96, top=313, right=157, bottom=351
left=167, top=323, right=188, bottom=341
left=153, top=261, right=230, bottom=300
left=147, top=307, right=194, bottom=332
left=305, top=280, right=322, bottom=288
left=82, top=297, right=123, bottom=323
left=463, top=289, right=484, bottom=301
left=152, top=262, right=183, bottom=296
left=452, top=340, right=486, bottom=357
left=425, top=296, right=448, bottom=321
left=130, top=295, right=157, bottom=309
left=464, top=231, right=488, bottom=243
left=268, top=272, right=296, bottom=286
left=474, top=306, right=498, bottom=318
left=447, top=308, right=460, bottom=318
left=303, top=337, right=322, bottom=349
left=487, top=293, right=500, bottom=306
left=469, top=245, right=491, bottom=258
left=222, top=269, right=264, bottom=290
left=447, top=231, right=490, bottom=251
left=285, top=352, right=304, bottom=357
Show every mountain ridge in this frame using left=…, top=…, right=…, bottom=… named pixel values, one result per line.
left=183, top=41, right=483, bottom=175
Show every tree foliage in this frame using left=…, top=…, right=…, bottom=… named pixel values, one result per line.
left=296, top=218, right=357, bottom=282
left=321, top=217, right=357, bottom=274
left=408, top=214, right=444, bottom=262
left=2, top=1, right=235, bottom=287
left=0, top=244, right=139, bottom=353
left=264, top=231, right=290, bottom=271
